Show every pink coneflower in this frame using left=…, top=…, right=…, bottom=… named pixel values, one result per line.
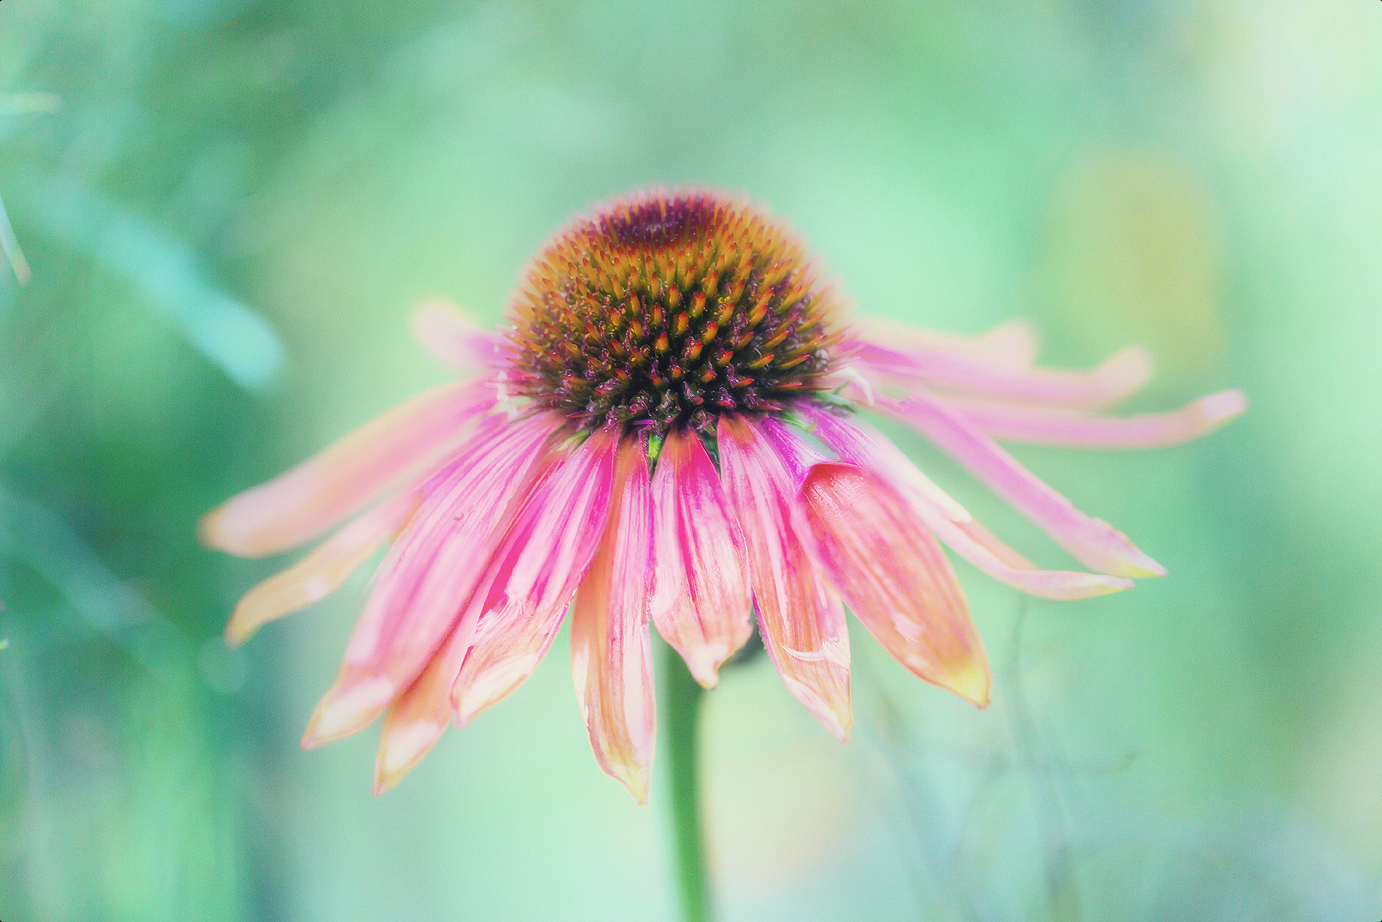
left=201, top=189, right=1245, bottom=803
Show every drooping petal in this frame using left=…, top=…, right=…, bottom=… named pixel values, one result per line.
left=717, top=415, right=852, bottom=741
left=855, top=340, right=1152, bottom=410
left=941, top=517, right=1134, bottom=599
left=800, top=462, right=990, bottom=708
left=570, top=437, right=656, bottom=803
left=370, top=428, right=619, bottom=794
left=945, top=389, right=1249, bottom=448
left=450, top=427, right=621, bottom=726
left=874, top=392, right=1166, bottom=578
left=803, top=407, right=1135, bottom=600
left=850, top=316, right=1039, bottom=366
left=224, top=489, right=422, bottom=647
left=301, top=413, right=559, bottom=749
left=649, top=427, right=754, bottom=687
left=369, top=601, right=484, bottom=794
left=200, top=379, right=496, bottom=557
left=410, top=298, right=510, bottom=370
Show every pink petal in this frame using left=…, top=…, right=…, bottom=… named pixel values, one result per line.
left=301, top=413, right=560, bottom=750
left=850, top=316, right=1039, bottom=366
left=224, top=488, right=421, bottom=647
left=855, top=340, right=1152, bottom=410
left=450, top=426, right=621, bottom=726
left=371, top=426, right=618, bottom=794
left=946, top=389, right=1249, bottom=448
left=874, top=392, right=1166, bottom=578
left=570, top=437, right=656, bottom=803
left=717, top=415, right=852, bottom=741
left=410, top=298, right=510, bottom=369
left=200, top=379, right=496, bottom=557
left=800, top=462, right=990, bottom=708
left=648, top=428, right=754, bottom=687
left=803, top=407, right=1136, bottom=600
left=371, top=639, right=468, bottom=794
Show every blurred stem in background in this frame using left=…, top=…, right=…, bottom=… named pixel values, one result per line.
left=662, top=640, right=713, bottom=922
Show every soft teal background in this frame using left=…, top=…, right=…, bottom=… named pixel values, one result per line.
left=2, top=1, right=1380, bottom=920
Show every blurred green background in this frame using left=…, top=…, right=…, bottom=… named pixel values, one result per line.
left=2, top=1, right=1379, bottom=919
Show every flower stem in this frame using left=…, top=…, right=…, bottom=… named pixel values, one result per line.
left=662, top=641, right=713, bottom=922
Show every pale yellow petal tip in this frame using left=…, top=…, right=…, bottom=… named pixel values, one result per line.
left=684, top=644, right=729, bottom=689
left=301, top=676, right=395, bottom=750
left=1104, top=345, right=1154, bottom=387
left=1103, top=536, right=1167, bottom=580
left=1121, top=551, right=1168, bottom=579
left=781, top=676, right=853, bottom=742
left=952, top=660, right=992, bottom=710
left=223, top=609, right=258, bottom=648
left=372, top=719, right=446, bottom=795
left=453, top=687, right=500, bottom=728
left=223, top=587, right=284, bottom=647
left=197, top=506, right=230, bottom=551
left=410, top=298, right=490, bottom=367
left=454, top=655, right=540, bottom=727
left=919, top=649, right=991, bottom=710
left=984, top=318, right=1039, bottom=365
left=613, top=766, right=652, bottom=806
left=198, top=500, right=276, bottom=558
left=1197, top=389, right=1249, bottom=426
left=411, top=298, right=456, bottom=333
left=1062, top=574, right=1136, bottom=599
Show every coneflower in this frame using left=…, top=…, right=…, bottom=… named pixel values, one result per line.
left=201, top=188, right=1246, bottom=804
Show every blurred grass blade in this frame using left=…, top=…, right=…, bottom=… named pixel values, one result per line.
left=25, top=174, right=285, bottom=391
left=0, top=191, right=31, bottom=285
left=0, top=485, right=192, bottom=686
left=0, top=92, right=62, bottom=116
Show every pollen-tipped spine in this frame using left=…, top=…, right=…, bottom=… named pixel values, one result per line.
left=507, top=190, right=844, bottom=435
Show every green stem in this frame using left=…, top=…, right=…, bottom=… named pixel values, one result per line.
left=662, top=641, right=713, bottom=922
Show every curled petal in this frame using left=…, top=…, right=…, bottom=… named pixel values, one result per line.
left=718, top=415, right=852, bottom=741
left=224, top=489, right=421, bottom=647
left=803, top=408, right=1135, bottom=600
left=410, top=298, right=510, bottom=369
left=450, top=427, right=621, bottom=726
left=874, top=392, right=1165, bottom=578
left=946, top=389, right=1249, bottom=449
left=571, top=438, right=656, bottom=803
left=649, top=428, right=754, bottom=687
left=301, top=414, right=558, bottom=750
left=200, top=379, right=495, bottom=557
left=855, top=340, right=1152, bottom=411
left=801, top=462, right=989, bottom=708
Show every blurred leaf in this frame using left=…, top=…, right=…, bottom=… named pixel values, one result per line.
left=21, top=174, right=285, bottom=391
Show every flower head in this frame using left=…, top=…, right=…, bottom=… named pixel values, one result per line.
left=201, top=189, right=1246, bottom=802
